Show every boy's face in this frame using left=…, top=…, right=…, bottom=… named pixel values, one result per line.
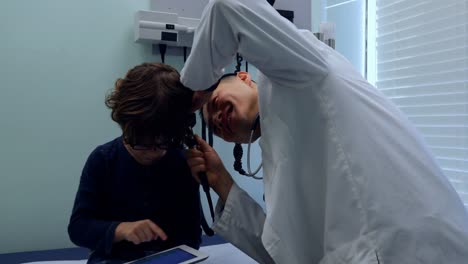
left=201, top=72, right=259, bottom=143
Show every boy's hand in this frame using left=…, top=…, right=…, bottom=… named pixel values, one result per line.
left=114, top=219, right=167, bottom=245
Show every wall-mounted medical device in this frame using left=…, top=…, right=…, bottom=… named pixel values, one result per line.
left=134, top=10, right=200, bottom=47
left=135, top=0, right=311, bottom=50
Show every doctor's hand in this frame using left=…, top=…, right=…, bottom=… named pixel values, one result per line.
left=114, top=220, right=168, bottom=245
left=185, top=135, right=234, bottom=203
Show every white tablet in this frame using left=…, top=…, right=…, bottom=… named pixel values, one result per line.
left=125, top=245, right=209, bottom=264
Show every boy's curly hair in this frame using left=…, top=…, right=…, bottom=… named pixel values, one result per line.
left=105, top=62, right=193, bottom=146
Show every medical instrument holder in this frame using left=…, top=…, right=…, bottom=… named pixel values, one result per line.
left=314, top=22, right=336, bottom=49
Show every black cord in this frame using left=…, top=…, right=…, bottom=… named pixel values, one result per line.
left=208, top=127, right=213, bottom=147
left=235, top=53, right=243, bottom=73
left=232, top=53, right=248, bottom=175
left=200, top=175, right=215, bottom=223
left=199, top=111, right=215, bottom=233
left=185, top=125, right=215, bottom=235
left=184, top=58, right=215, bottom=236
left=201, top=115, right=207, bottom=144
left=200, top=113, right=215, bottom=222
left=233, top=143, right=247, bottom=175
left=159, top=44, right=167, bottom=63
left=200, top=206, right=214, bottom=236
left=233, top=53, right=247, bottom=175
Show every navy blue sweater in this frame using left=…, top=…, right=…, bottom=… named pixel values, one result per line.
left=68, top=137, right=201, bottom=263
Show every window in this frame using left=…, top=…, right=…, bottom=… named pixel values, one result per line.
left=369, top=0, right=468, bottom=208
left=323, top=0, right=366, bottom=74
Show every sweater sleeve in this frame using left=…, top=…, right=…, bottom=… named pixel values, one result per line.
left=68, top=148, right=120, bottom=255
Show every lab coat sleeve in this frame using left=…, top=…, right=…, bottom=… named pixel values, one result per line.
left=212, top=183, right=275, bottom=264
left=181, top=0, right=329, bottom=90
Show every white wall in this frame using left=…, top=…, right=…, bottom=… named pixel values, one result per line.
left=0, top=0, right=159, bottom=253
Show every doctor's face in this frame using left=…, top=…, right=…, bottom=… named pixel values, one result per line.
left=202, top=72, right=259, bottom=143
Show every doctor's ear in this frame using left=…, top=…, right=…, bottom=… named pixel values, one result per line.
left=237, top=71, right=253, bottom=86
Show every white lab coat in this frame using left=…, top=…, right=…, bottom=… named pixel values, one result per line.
left=181, top=0, right=468, bottom=263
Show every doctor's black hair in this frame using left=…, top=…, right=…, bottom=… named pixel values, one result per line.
left=105, top=62, right=193, bottom=146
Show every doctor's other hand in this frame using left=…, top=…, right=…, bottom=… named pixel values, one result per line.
left=114, top=220, right=168, bottom=245
left=191, top=91, right=212, bottom=112
left=185, top=135, right=234, bottom=203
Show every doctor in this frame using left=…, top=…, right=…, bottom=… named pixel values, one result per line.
left=181, top=0, right=468, bottom=263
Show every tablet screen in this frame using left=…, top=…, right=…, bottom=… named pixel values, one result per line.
left=131, top=248, right=197, bottom=264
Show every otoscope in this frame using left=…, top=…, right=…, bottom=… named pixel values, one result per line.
left=183, top=113, right=215, bottom=236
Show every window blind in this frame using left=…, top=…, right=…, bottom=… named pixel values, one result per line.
left=374, top=0, right=468, bottom=208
